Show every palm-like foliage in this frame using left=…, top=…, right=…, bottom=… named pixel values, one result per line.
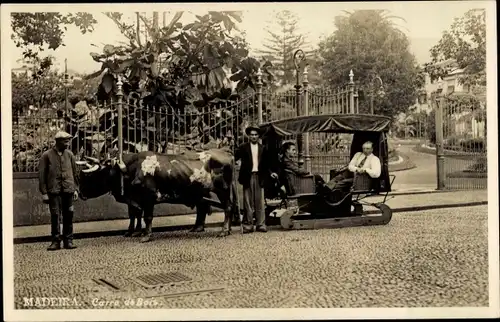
left=61, top=12, right=277, bottom=157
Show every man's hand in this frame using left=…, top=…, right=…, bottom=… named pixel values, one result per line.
left=270, top=172, right=278, bottom=179
left=73, top=191, right=79, bottom=201
left=42, top=194, right=49, bottom=204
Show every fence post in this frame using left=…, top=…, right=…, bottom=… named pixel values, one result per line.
left=435, top=96, right=445, bottom=190
left=295, top=73, right=304, bottom=164
left=303, top=66, right=311, bottom=172
left=256, top=68, right=263, bottom=124
left=116, top=75, right=125, bottom=195
left=348, top=69, right=355, bottom=114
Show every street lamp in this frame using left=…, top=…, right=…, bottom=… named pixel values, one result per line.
left=63, top=58, right=74, bottom=113
left=369, top=72, right=384, bottom=114
left=293, top=49, right=306, bottom=164
left=436, top=77, right=443, bottom=95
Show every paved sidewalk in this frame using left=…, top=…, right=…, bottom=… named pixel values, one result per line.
left=14, top=190, right=488, bottom=241
left=13, top=206, right=489, bottom=309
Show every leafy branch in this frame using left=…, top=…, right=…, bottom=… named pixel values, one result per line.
left=424, top=9, right=486, bottom=87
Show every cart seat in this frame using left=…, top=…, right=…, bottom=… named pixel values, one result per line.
left=282, top=169, right=317, bottom=198
left=351, top=172, right=378, bottom=194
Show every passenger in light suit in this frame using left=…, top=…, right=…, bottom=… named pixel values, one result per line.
left=324, top=141, right=381, bottom=195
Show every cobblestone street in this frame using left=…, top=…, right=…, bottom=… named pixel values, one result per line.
left=14, top=205, right=489, bottom=309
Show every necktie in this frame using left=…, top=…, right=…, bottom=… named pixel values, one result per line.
left=358, top=155, right=367, bottom=168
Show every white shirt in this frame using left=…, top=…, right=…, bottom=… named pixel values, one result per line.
left=348, top=152, right=381, bottom=178
left=250, top=143, right=259, bottom=172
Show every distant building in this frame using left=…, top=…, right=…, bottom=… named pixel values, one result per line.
left=12, top=65, right=33, bottom=78
left=66, top=69, right=83, bottom=81
left=411, top=59, right=485, bottom=138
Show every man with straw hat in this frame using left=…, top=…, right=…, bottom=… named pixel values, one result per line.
left=235, top=123, right=278, bottom=233
left=38, top=131, right=80, bottom=251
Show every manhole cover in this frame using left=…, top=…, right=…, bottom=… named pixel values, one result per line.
left=133, top=272, right=192, bottom=288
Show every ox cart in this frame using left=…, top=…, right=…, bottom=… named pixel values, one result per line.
left=260, top=114, right=396, bottom=230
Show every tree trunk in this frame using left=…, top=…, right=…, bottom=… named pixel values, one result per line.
left=136, top=12, right=142, bottom=47
left=151, top=12, right=160, bottom=77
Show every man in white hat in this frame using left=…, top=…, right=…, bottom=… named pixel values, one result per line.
left=38, top=131, right=80, bottom=251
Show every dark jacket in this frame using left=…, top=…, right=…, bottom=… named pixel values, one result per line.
left=38, top=147, right=80, bottom=195
left=235, top=142, right=274, bottom=187
left=281, top=155, right=309, bottom=176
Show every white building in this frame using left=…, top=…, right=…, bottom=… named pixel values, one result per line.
left=411, top=59, right=485, bottom=139
left=12, top=65, right=33, bottom=78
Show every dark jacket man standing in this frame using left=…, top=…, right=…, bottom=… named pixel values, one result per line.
left=39, top=131, right=80, bottom=251
left=235, top=124, right=278, bottom=233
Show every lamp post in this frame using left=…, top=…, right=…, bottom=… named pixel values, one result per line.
left=293, top=49, right=306, bottom=164
left=368, top=72, right=385, bottom=114
left=63, top=59, right=71, bottom=113
left=436, top=78, right=443, bottom=95
left=435, top=77, right=445, bottom=190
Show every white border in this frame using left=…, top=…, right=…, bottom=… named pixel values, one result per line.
left=2, top=2, right=499, bottom=321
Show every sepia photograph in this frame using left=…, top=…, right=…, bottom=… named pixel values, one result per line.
left=1, top=1, right=498, bottom=320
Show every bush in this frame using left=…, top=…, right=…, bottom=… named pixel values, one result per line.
left=465, top=157, right=487, bottom=172
left=388, top=142, right=400, bottom=162
left=460, top=138, right=486, bottom=152
left=444, top=135, right=464, bottom=150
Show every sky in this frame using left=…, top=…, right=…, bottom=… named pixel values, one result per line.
left=4, top=1, right=490, bottom=75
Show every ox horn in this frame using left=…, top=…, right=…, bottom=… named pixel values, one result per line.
left=75, top=161, right=88, bottom=166
left=84, top=156, right=101, bottom=164
left=82, top=163, right=100, bottom=173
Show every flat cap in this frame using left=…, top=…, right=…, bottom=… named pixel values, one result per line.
left=54, top=131, right=73, bottom=140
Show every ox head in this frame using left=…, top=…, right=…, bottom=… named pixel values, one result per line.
left=75, top=155, right=125, bottom=200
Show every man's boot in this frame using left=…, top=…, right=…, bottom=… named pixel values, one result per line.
left=63, top=240, right=77, bottom=249
left=47, top=240, right=60, bottom=251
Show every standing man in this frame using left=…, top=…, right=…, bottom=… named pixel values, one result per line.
left=39, top=131, right=80, bottom=251
left=235, top=124, right=278, bottom=233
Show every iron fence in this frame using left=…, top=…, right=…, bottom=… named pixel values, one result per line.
left=435, top=95, right=487, bottom=190
left=308, top=85, right=357, bottom=115
left=13, top=108, right=65, bottom=173
left=12, top=70, right=359, bottom=179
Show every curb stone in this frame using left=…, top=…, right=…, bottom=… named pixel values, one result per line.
left=13, top=201, right=488, bottom=245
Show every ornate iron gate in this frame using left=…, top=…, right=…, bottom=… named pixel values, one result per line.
left=13, top=69, right=359, bottom=179
left=434, top=94, right=487, bottom=190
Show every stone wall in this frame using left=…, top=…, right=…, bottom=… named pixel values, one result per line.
left=13, top=174, right=198, bottom=226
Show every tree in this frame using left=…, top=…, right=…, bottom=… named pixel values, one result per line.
left=65, top=11, right=274, bottom=153
left=318, top=10, right=423, bottom=116
left=424, top=9, right=486, bottom=88
left=256, top=10, right=312, bottom=86
left=12, top=65, right=66, bottom=116
left=11, top=12, right=97, bottom=60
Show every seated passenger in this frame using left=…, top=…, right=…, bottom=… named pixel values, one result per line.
left=324, top=141, right=381, bottom=194
left=348, top=141, right=381, bottom=179
left=280, top=141, right=325, bottom=187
